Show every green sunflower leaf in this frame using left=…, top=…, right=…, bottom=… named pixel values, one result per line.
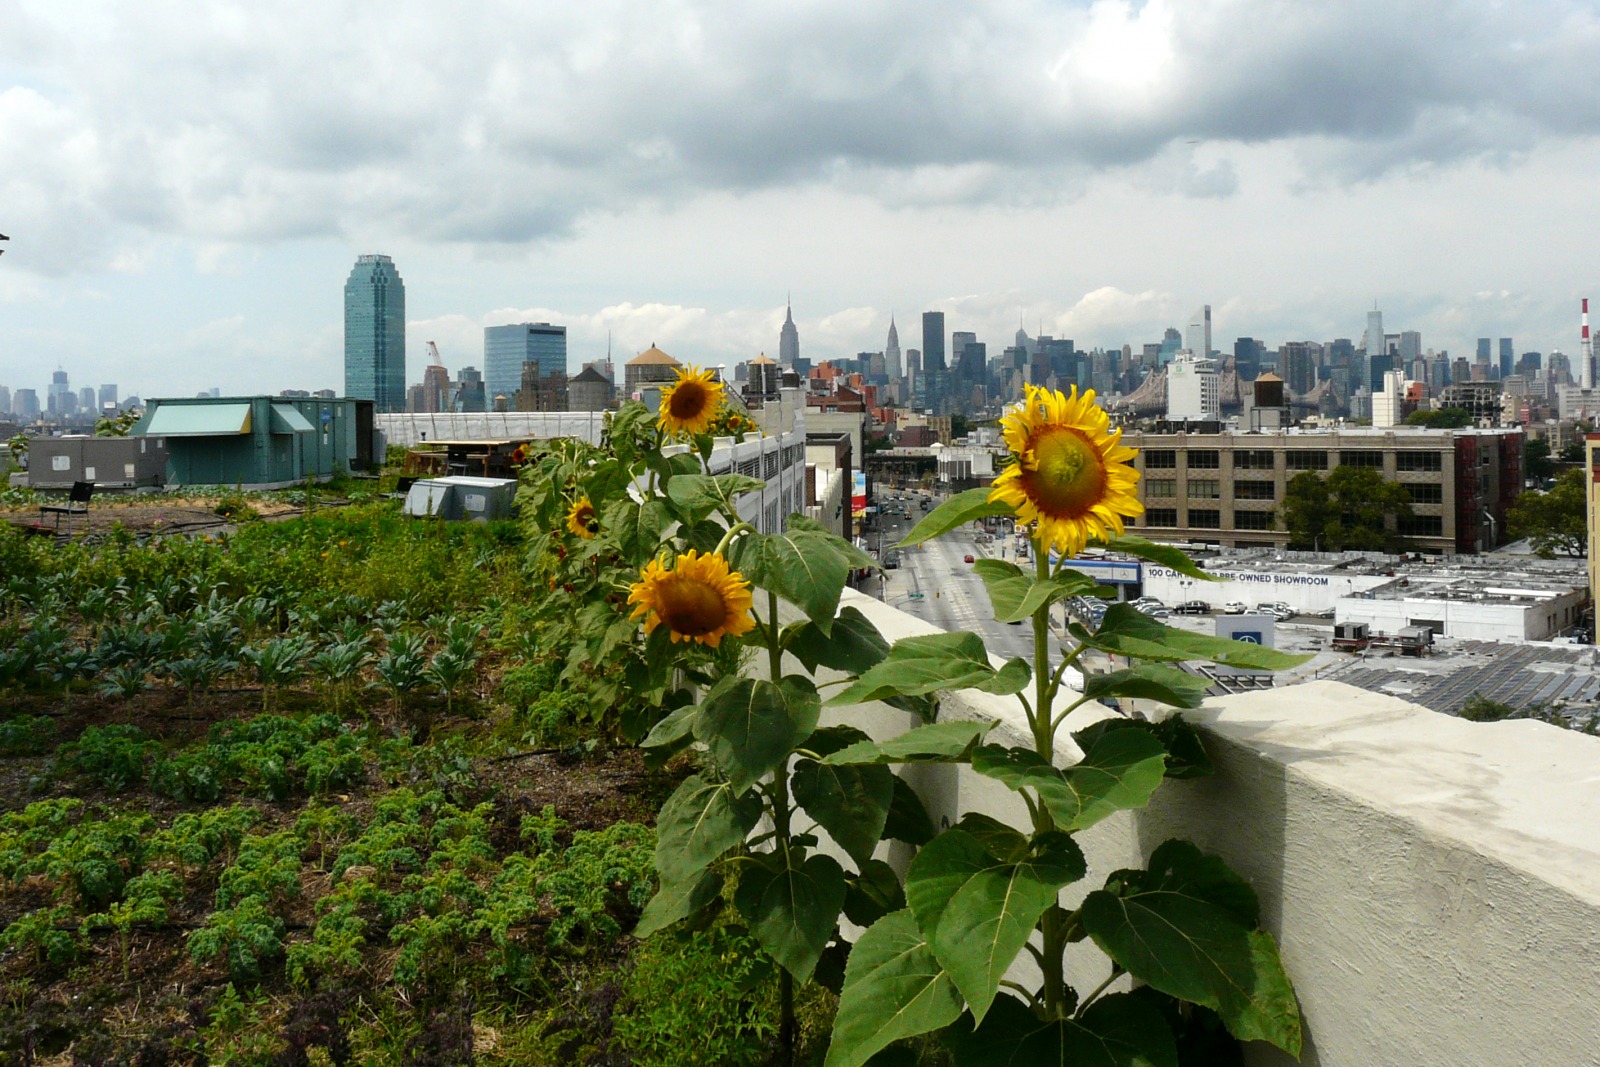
left=1082, top=605, right=1313, bottom=671
left=897, top=488, right=1013, bottom=549
left=825, top=632, right=1030, bottom=706
left=824, top=910, right=964, bottom=1067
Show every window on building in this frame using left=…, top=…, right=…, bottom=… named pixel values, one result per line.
left=764, top=452, right=779, bottom=479
left=1234, top=510, right=1276, bottom=530
left=1188, top=509, right=1221, bottom=529
left=1187, top=450, right=1221, bottom=469
left=1405, top=484, right=1443, bottom=505
left=1235, top=481, right=1276, bottom=500
left=1187, top=479, right=1221, bottom=499
left=1234, top=449, right=1276, bottom=470
left=1339, top=450, right=1384, bottom=468
left=1395, top=452, right=1443, bottom=472
left=1286, top=450, right=1329, bottom=470
left=1144, top=450, right=1177, bottom=469
left=1145, top=508, right=1178, bottom=527
left=1398, top=515, right=1444, bottom=537
left=1145, top=479, right=1177, bottom=498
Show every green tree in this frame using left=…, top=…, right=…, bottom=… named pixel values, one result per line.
left=1280, top=466, right=1415, bottom=551
left=1405, top=407, right=1471, bottom=428
left=1508, top=469, right=1586, bottom=558
left=1525, top=438, right=1557, bottom=483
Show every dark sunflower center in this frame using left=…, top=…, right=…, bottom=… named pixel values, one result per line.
left=669, top=382, right=709, bottom=419
left=657, top=576, right=727, bottom=636
left=1024, top=426, right=1106, bottom=516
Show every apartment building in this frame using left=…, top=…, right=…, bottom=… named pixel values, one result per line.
left=1125, top=427, right=1523, bottom=554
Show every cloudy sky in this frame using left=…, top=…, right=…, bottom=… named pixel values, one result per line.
left=5, top=0, right=1600, bottom=400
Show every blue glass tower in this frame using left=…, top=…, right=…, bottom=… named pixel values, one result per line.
left=484, top=323, right=567, bottom=401
left=344, top=254, right=406, bottom=412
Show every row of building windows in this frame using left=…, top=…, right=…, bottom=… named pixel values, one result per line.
left=1144, top=479, right=1281, bottom=501
left=1142, top=510, right=1445, bottom=537
left=1142, top=449, right=1446, bottom=473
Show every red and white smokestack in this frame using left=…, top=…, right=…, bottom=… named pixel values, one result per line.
left=1583, top=299, right=1594, bottom=390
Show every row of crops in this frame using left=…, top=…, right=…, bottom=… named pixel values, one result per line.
left=0, top=511, right=783, bottom=1066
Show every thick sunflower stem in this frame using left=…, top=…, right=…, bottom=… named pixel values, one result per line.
left=1029, top=537, right=1072, bottom=1017
left=766, top=586, right=798, bottom=1065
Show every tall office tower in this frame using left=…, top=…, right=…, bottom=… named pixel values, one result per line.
left=922, top=311, right=946, bottom=372
left=885, top=316, right=902, bottom=383
left=484, top=323, right=566, bottom=402
left=1362, top=309, right=1383, bottom=356
left=1476, top=337, right=1492, bottom=367
left=1184, top=305, right=1212, bottom=358
left=1233, top=338, right=1265, bottom=379
left=0, top=386, right=9, bottom=415
left=1398, top=331, right=1422, bottom=366
left=1453, top=357, right=1473, bottom=384
left=456, top=366, right=486, bottom=412
left=1158, top=327, right=1183, bottom=365
left=47, top=369, right=71, bottom=416
left=1279, top=342, right=1320, bottom=396
left=98, top=384, right=117, bottom=410
left=344, top=254, right=406, bottom=412
left=1498, top=338, right=1514, bottom=380
left=1368, top=352, right=1394, bottom=393
left=13, top=389, right=39, bottom=418
left=79, top=387, right=96, bottom=413
left=420, top=363, right=451, bottom=413
left=779, top=300, right=800, bottom=366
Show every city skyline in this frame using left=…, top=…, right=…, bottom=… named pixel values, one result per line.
left=6, top=3, right=1600, bottom=395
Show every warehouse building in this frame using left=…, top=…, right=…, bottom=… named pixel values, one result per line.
left=131, top=396, right=374, bottom=488
left=1123, top=426, right=1523, bottom=554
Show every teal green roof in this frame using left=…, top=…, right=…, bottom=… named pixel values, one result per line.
left=144, top=403, right=252, bottom=437
left=270, top=405, right=315, bottom=434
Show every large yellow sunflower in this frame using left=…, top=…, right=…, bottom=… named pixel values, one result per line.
left=988, top=384, right=1143, bottom=558
left=627, top=550, right=756, bottom=648
left=566, top=497, right=599, bottom=539
left=658, top=366, right=725, bottom=436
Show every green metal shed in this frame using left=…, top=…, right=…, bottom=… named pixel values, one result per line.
left=131, top=396, right=374, bottom=488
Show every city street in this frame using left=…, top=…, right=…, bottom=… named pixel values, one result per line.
left=862, top=492, right=1040, bottom=663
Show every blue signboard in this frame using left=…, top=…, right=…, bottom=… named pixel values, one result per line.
left=1053, top=556, right=1142, bottom=585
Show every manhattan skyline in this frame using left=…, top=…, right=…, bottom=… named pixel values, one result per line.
left=4, top=2, right=1600, bottom=396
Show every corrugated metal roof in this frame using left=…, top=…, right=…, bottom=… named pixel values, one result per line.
left=144, top=403, right=252, bottom=437
left=270, top=405, right=315, bottom=433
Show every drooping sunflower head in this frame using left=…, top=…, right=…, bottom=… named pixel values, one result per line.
left=565, top=497, right=599, bottom=539
left=627, top=550, right=756, bottom=648
left=988, top=384, right=1143, bottom=558
left=658, top=366, right=725, bottom=436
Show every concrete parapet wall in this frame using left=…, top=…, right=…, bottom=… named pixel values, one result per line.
left=816, top=589, right=1600, bottom=1067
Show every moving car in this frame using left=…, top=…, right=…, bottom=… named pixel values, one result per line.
left=963, top=554, right=975, bottom=563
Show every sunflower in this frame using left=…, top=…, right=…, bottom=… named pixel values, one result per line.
left=988, top=384, right=1143, bottom=559
left=627, top=550, right=756, bottom=648
left=658, top=365, right=725, bottom=436
left=565, top=497, right=599, bottom=539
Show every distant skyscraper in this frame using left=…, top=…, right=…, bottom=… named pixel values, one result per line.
left=1498, top=338, right=1514, bottom=380
left=1398, top=331, right=1422, bottom=365
left=13, top=388, right=39, bottom=419
left=1476, top=337, right=1492, bottom=366
left=344, top=254, right=406, bottom=412
left=484, top=323, right=566, bottom=402
left=47, top=369, right=70, bottom=416
left=0, top=386, right=9, bottom=416
left=98, top=384, right=118, bottom=410
left=922, top=312, right=946, bottom=372
left=1364, top=308, right=1384, bottom=356
left=779, top=300, right=800, bottom=365
left=1184, top=305, right=1212, bottom=357
left=79, top=387, right=96, bottom=414
left=456, top=367, right=486, bottom=412
left=885, top=317, right=902, bottom=383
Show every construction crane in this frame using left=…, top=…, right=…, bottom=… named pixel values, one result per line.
left=426, top=341, right=444, bottom=365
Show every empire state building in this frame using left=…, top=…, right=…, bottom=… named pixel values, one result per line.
left=779, top=299, right=799, bottom=366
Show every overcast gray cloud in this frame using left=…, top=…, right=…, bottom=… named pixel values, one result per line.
left=6, top=0, right=1600, bottom=267
left=4, top=0, right=1600, bottom=397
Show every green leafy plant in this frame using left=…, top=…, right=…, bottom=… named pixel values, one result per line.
left=56, top=723, right=159, bottom=792
left=614, top=925, right=779, bottom=1067
left=0, top=714, right=56, bottom=756
left=611, top=382, right=1309, bottom=1067
left=241, top=635, right=313, bottom=711
left=81, top=868, right=182, bottom=980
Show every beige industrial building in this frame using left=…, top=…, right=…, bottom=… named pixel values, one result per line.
left=1123, top=426, right=1523, bottom=554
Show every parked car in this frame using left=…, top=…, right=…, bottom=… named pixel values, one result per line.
left=1175, top=600, right=1210, bottom=615
left=884, top=554, right=900, bottom=570
left=963, top=554, right=975, bottom=563
left=1222, top=601, right=1248, bottom=614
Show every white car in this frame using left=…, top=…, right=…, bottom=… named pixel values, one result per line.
left=1222, top=601, right=1248, bottom=614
